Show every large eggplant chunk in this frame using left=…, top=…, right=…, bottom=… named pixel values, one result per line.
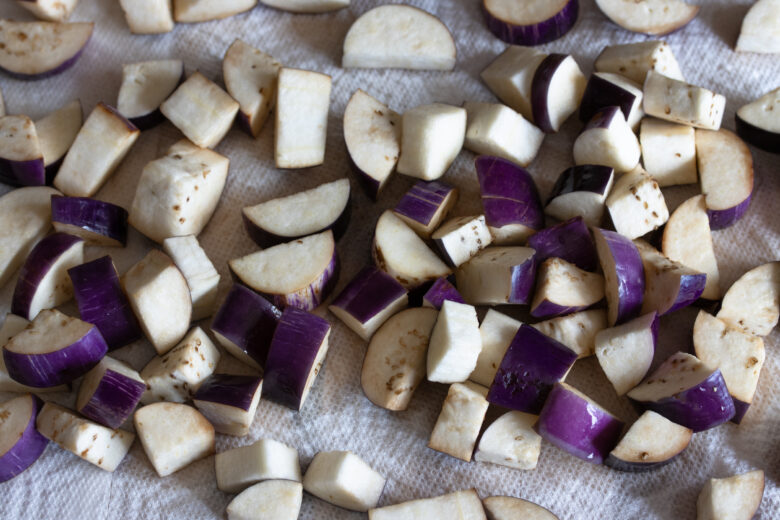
left=396, top=103, right=466, bottom=181
left=427, top=301, right=482, bottom=384
left=118, top=0, right=174, bottom=34
left=697, top=470, right=765, bottom=520
left=605, top=165, right=669, bottom=240
left=639, top=118, right=697, bottom=187
left=595, top=40, right=684, bottom=85
left=530, top=53, right=586, bottom=133
left=223, top=40, right=280, bottom=138
left=643, top=71, right=725, bottom=131
left=717, top=262, right=780, bottom=337
left=736, top=0, right=780, bottom=54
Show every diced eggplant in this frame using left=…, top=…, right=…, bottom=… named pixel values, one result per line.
left=735, top=87, right=780, bottom=153
left=393, top=181, right=458, bottom=238
left=303, top=451, right=386, bottom=512
left=635, top=240, right=706, bottom=316
left=262, top=307, right=331, bottom=410
left=76, top=356, right=146, bottom=429
left=697, top=470, right=765, bottom=520
left=396, top=103, right=466, bottom=181
left=481, top=0, right=578, bottom=46
left=118, top=0, right=174, bottom=34
left=173, top=0, right=258, bottom=23
left=605, top=165, right=669, bottom=239
left=736, top=0, right=780, bottom=53
left=274, top=67, right=332, bottom=169
left=535, top=382, right=624, bottom=464
left=69, top=256, right=142, bottom=350
left=481, top=46, right=547, bottom=121
left=193, top=374, right=263, bottom=436
left=474, top=411, right=541, bottom=470
left=36, top=402, right=134, bottom=471
left=717, top=262, right=780, bottom=337
left=0, top=313, right=68, bottom=393
left=595, top=312, right=658, bottom=395
left=531, top=258, right=605, bottom=318
left=342, top=5, right=456, bottom=70
left=488, top=324, right=577, bottom=414
left=643, top=71, right=725, bottom=131
left=361, top=307, right=438, bottom=411
left=482, top=496, right=559, bottom=520
left=579, top=72, right=644, bottom=131
left=162, top=235, right=220, bottom=321
left=574, top=106, right=641, bottom=173
left=530, top=53, right=586, bottom=133
left=595, top=40, right=685, bottom=85
left=532, top=309, right=607, bottom=359
left=261, top=0, right=348, bottom=13
left=693, top=311, right=765, bottom=424
left=117, top=59, right=184, bottom=130
left=0, top=394, right=47, bottom=482
left=51, top=196, right=128, bottom=246
left=369, top=489, right=486, bottom=520
left=223, top=39, right=281, bottom=138
left=594, top=0, right=699, bottom=35
left=427, top=301, right=482, bottom=384
left=455, top=246, right=536, bottom=305
left=464, top=102, right=544, bottom=166
left=627, top=352, right=735, bottom=432
left=227, top=480, right=303, bottom=520
left=593, top=227, right=645, bottom=325
left=422, top=277, right=464, bottom=309
left=470, top=309, right=520, bottom=387
left=606, top=410, right=692, bottom=472
left=432, top=215, right=493, bottom=268
left=0, top=115, right=45, bottom=186
left=53, top=103, right=140, bottom=197
left=133, top=402, right=215, bottom=477
left=215, top=437, right=301, bottom=494
left=639, top=118, right=697, bottom=187
left=545, top=165, right=614, bottom=226
left=0, top=20, right=93, bottom=79
left=11, top=232, right=84, bottom=320
left=122, top=249, right=192, bottom=355
left=696, top=129, right=754, bottom=229
left=662, top=195, right=720, bottom=300
left=17, top=0, right=78, bottom=22
left=429, top=382, right=489, bottom=462
left=475, top=155, right=544, bottom=245
left=344, top=89, right=401, bottom=199
left=527, top=217, right=598, bottom=271
left=35, top=99, right=83, bottom=181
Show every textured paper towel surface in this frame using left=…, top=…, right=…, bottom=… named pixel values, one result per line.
left=0, top=0, right=778, bottom=518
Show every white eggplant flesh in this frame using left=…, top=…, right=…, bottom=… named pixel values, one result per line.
left=643, top=71, right=725, bottom=131
left=427, top=300, right=482, bottom=384
left=163, top=235, right=220, bottom=321
left=696, top=470, right=765, bottom=520
left=606, top=165, right=669, bottom=240
left=227, top=480, right=303, bottom=520
left=193, top=374, right=262, bottom=436
left=735, top=87, right=780, bottom=153
left=606, top=410, right=692, bottom=471
left=718, top=262, right=780, bottom=337
left=428, top=382, right=489, bottom=462
left=173, top=0, right=257, bottom=23
left=455, top=246, right=536, bottom=305
left=216, top=438, right=301, bottom=494
left=595, top=40, right=684, bottom=85
left=0, top=20, right=93, bottom=79
left=17, top=0, right=78, bottom=22
left=369, top=489, right=487, bottom=520
left=573, top=106, right=640, bottom=173
left=482, top=496, right=559, bottom=520
left=530, top=53, right=587, bottom=133
left=481, top=46, right=547, bottom=121
left=464, top=102, right=544, bottom=166
left=35, top=99, right=83, bottom=170
left=0, top=394, right=48, bottom=483
left=639, top=118, right=697, bottom=187
left=117, top=60, right=183, bottom=128
left=531, top=258, right=605, bottom=319
left=432, top=215, right=493, bottom=268
left=261, top=0, right=349, bottom=13
left=736, top=0, right=780, bottom=54
left=635, top=239, right=706, bottom=316
left=470, top=309, right=521, bottom=388
left=303, top=451, right=386, bottom=512
left=474, top=411, right=541, bottom=470
left=531, top=309, right=608, bottom=359
left=594, top=0, right=699, bottom=35
left=118, top=0, right=174, bottom=34
left=76, top=356, right=145, bottom=429
left=397, top=103, right=466, bottom=181
left=595, top=312, right=658, bottom=395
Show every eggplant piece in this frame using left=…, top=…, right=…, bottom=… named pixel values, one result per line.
left=532, top=309, right=606, bottom=359
left=605, top=165, right=669, bottom=239
left=53, top=103, right=140, bottom=197
left=545, top=165, right=614, bottom=227
left=482, top=496, right=559, bottom=520
left=736, top=0, right=780, bottom=54
left=470, top=309, right=520, bottom=387
left=594, top=0, right=699, bottom=35
left=697, top=470, right=765, bottom=520
left=527, top=217, right=598, bottom=271
left=481, top=0, right=578, bottom=46
left=361, top=307, right=438, bottom=411
left=530, top=53, right=586, bottom=133
left=274, top=67, right=332, bottom=169
left=595, top=40, right=685, bottom=85
left=223, top=39, right=281, bottom=138
left=627, top=352, right=735, bottom=432
left=227, top=480, right=303, bottom=520
left=17, top=0, right=79, bottom=22
left=344, top=89, right=401, bottom=199
left=51, top=196, right=128, bottom=246
left=0, top=115, right=45, bottom=186
left=369, top=489, right=486, bottom=520
left=11, top=232, right=84, bottom=320
left=593, top=227, right=644, bottom=325
left=535, top=382, right=624, bottom=464
left=261, top=0, right=349, bottom=13
left=162, top=235, right=220, bottom=321
left=455, top=246, right=536, bottom=305
left=0, top=313, right=68, bottom=393
left=717, top=262, right=780, bottom=336
left=427, top=300, right=482, bottom=384
left=735, top=87, right=780, bottom=153
left=133, top=402, right=215, bottom=477
left=605, top=410, right=692, bottom=472
left=69, top=256, right=142, bottom=350
left=643, top=71, right=725, bottom=131
left=35, top=99, right=83, bottom=182
left=262, top=307, right=331, bottom=411
left=118, top=0, right=174, bottom=34
left=36, top=402, right=134, bottom=471
left=0, top=20, right=93, bottom=79
left=481, top=46, right=547, bottom=121
left=696, top=129, right=754, bottom=230
left=464, top=102, right=544, bottom=166
left=574, top=106, right=640, bottom=173
left=393, top=180, right=458, bottom=238
left=76, top=356, right=146, bottom=429
left=397, top=103, right=466, bottom=181
left=639, top=118, right=697, bottom=187
left=474, top=410, right=541, bottom=470
left=428, top=382, right=489, bottom=462
left=193, top=374, right=263, bottom=436
left=635, top=240, right=706, bottom=316
left=422, top=277, right=464, bottom=309
left=432, top=215, right=493, bottom=268
left=303, top=451, right=386, bottom=512
left=693, top=311, right=765, bottom=424
left=242, top=178, right=351, bottom=248
left=215, top=437, right=301, bottom=494
left=595, top=312, right=658, bottom=396
left=342, top=5, right=456, bottom=71
left=0, top=394, right=47, bottom=482
left=531, top=258, right=605, bottom=319
left=579, top=72, right=644, bottom=131
left=173, top=0, right=257, bottom=23
left=117, top=60, right=184, bottom=130
left=488, top=324, right=577, bottom=414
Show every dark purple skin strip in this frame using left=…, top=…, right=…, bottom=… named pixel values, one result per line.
left=527, top=217, right=598, bottom=271
left=583, top=105, right=621, bottom=131
left=96, top=103, right=139, bottom=133
left=736, top=113, right=780, bottom=154
left=44, top=157, right=64, bottom=185
left=127, top=68, right=184, bottom=132
left=531, top=300, right=594, bottom=319
left=731, top=398, right=751, bottom=424
left=0, top=395, right=48, bottom=483
left=79, top=368, right=146, bottom=429
left=0, top=39, right=89, bottom=81
left=256, top=250, right=339, bottom=311
left=547, top=165, right=614, bottom=203
left=330, top=266, right=406, bottom=324
left=0, top=158, right=45, bottom=187
left=594, top=228, right=645, bottom=325
left=51, top=196, right=129, bottom=246
left=579, top=74, right=637, bottom=124
left=422, top=277, right=463, bottom=309
left=664, top=272, right=707, bottom=315
left=482, top=0, right=579, bottom=46
left=193, top=374, right=263, bottom=412
left=68, top=256, right=142, bottom=350
left=487, top=324, right=577, bottom=414
left=706, top=196, right=751, bottom=231
left=509, top=254, right=537, bottom=304
left=243, top=198, right=351, bottom=249
left=481, top=196, right=544, bottom=230
left=531, top=53, right=569, bottom=133
left=605, top=453, right=681, bottom=473
left=394, top=180, right=456, bottom=227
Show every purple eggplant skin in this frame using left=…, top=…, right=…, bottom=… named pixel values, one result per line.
left=78, top=368, right=146, bottom=429
left=583, top=105, right=621, bottom=131
left=530, top=299, right=596, bottom=320
left=604, top=453, right=679, bottom=473
left=193, top=374, right=263, bottom=411
left=665, top=272, right=707, bottom=315
left=0, top=158, right=45, bottom=187
left=528, top=217, right=598, bottom=271
left=487, top=324, right=577, bottom=414
left=393, top=180, right=457, bottom=229
left=331, top=265, right=407, bottom=324
left=706, top=197, right=751, bottom=231
left=476, top=155, right=545, bottom=232
left=0, top=394, right=48, bottom=483
left=262, top=307, right=331, bottom=411
left=422, top=277, right=464, bottom=309
left=44, top=157, right=64, bottom=185
left=212, top=284, right=282, bottom=369
left=732, top=398, right=751, bottom=425
left=547, top=164, right=614, bottom=203
left=482, top=0, right=579, bottom=46
left=530, top=54, right=569, bottom=133
left=11, top=232, right=84, bottom=320
left=735, top=114, right=779, bottom=154
left=594, top=228, right=645, bottom=325
left=536, top=383, right=624, bottom=465
left=1, top=42, right=90, bottom=81
left=51, top=196, right=129, bottom=246
left=509, top=253, right=538, bottom=304
left=68, top=256, right=143, bottom=350
left=579, top=75, right=637, bottom=125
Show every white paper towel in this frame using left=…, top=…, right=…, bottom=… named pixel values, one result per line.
left=0, top=0, right=778, bottom=518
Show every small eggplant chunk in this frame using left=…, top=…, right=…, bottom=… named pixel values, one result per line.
left=579, top=72, right=644, bottom=131
left=429, top=382, right=489, bottom=462
left=639, top=118, right=697, bottom=187
left=470, top=309, right=521, bottom=387
left=545, top=165, right=614, bottom=227
left=717, top=262, right=780, bottom=337
left=530, top=257, right=605, bottom=319
left=736, top=0, right=780, bottom=54
left=530, top=53, right=587, bottom=133
left=396, top=103, right=466, bottom=181
left=17, top=0, right=79, bottom=22
left=527, top=217, right=598, bottom=272
left=0, top=394, right=48, bottom=483
left=369, top=489, right=487, bottom=520
left=193, top=374, right=263, bottom=436
left=606, top=410, right=692, bottom=472
left=606, top=165, right=669, bottom=240
left=643, top=71, right=725, bottom=130
left=163, top=235, right=220, bottom=321
left=593, top=227, right=645, bottom=326
left=227, top=480, right=303, bottom=520
left=464, top=102, right=544, bottom=166
left=117, top=60, right=184, bottom=130
left=0, top=115, right=45, bottom=186
left=76, top=356, right=145, bottom=429
left=474, top=411, right=541, bottom=470
left=696, top=470, right=765, bottom=520
left=532, top=309, right=607, bottom=359
left=573, top=106, right=640, bottom=173
left=481, top=46, right=547, bottom=121
left=393, top=180, right=458, bottom=238
left=303, top=451, right=386, bottom=512
left=595, top=40, right=685, bottom=85
left=456, top=247, right=536, bottom=305
left=119, top=0, right=174, bottom=34
left=215, top=437, right=301, bottom=494
left=427, top=300, right=482, bottom=384
left=432, top=215, right=493, bottom=268
left=735, top=87, right=780, bottom=154
left=635, top=240, right=706, bottom=316
left=595, top=312, right=658, bottom=396
left=0, top=314, right=67, bottom=393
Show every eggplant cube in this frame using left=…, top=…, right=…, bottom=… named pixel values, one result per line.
left=369, top=489, right=486, bottom=520
left=482, top=496, right=559, bottom=520
left=0, top=115, right=45, bottom=186
left=215, top=437, right=301, bottom=494
left=0, top=394, right=48, bottom=483
left=579, top=72, right=644, bottom=131
left=697, top=470, right=765, bottom=520
left=474, top=410, right=541, bottom=470
left=0, top=314, right=68, bottom=393
left=464, top=102, right=544, bottom=166
left=122, top=249, right=193, bottom=355
left=427, top=300, right=482, bottom=384
left=643, top=71, right=725, bottom=131
left=527, top=217, right=599, bottom=272
left=428, top=382, right=489, bottom=462
left=118, top=0, right=174, bottom=34
left=54, top=103, right=139, bottom=197
left=455, top=246, right=536, bottom=305
left=51, top=196, right=129, bottom=247
left=77, top=356, right=146, bottom=429
left=140, top=327, right=220, bottom=404
left=129, top=140, right=229, bottom=243
left=593, top=227, right=645, bottom=326
left=470, top=309, right=520, bottom=387
left=480, top=46, right=547, bottom=121
left=163, top=235, right=220, bottom=321
left=17, top=0, right=79, bottom=22
left=606, top=166, right=669, bottom=240
left=303, top=451, right=386, bottom=512
left=606, top=410, right=692, bottom=472
left=193, top=374, right=263, bottom=436
left=432, top=215, right=493, bottom=268
left=173, top=0, right=259, bottom=23
left=393, top=180, right=458, bottom=238
left=737, top=0, right=780, bottom=53
left=595, top=41, right=685, bottom=85
left=531, top=258, right=605, bottom=319
left=718, top=262, right=780, bottom=337
left=532, top=309, right=607, bottom=359
left=639, top=118, right=697, bottom=187
left=117, top=59, right=184, bottom=129
left=134, top=402, right=215, bottom=477
left=227, top=480, right=303, bottom=520
left=595, top=312, right=658, bottom=396
left=36, top=402, right=134, bottom=472
left=735, top=86, right=780, bottom=154
left=531, top=53, right=587, bottom=134
left=422, top=277, right=464, bottom=309
left=635, top=240, right=706, bottom=316
left=396, top=103, right=466, bottom=181
left=573, top=106, right=640, bottom=173
left=545, top=164, right=614, bottom=227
